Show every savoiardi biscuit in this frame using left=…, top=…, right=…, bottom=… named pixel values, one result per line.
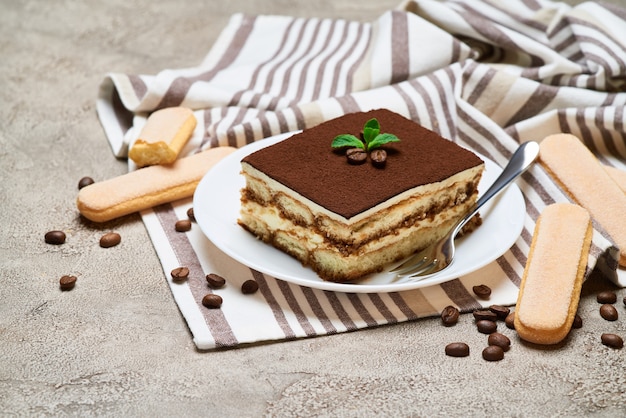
left=514, top=203, right=592, bottom=345
left=129, top=107, right=197, bottom=167
left=604, top=165, right=626, bottom=193
left=77, top=147, right=235, bottom=222
left=539, top=134, right=626, bottom=266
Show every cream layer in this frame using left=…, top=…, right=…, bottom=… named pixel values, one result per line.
left=241, top=162, right=483, bottom=246
left=239, top=199, right=476, bottom=281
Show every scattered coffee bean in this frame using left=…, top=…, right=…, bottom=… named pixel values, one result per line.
left=59, top=275, right=77, bottom=291
left=202, top=294, right=223, bottom=309
left=597, top=291, right=617, bottom=304
left=489, top=305, right=510, bottom=320
left=171, top=267, right=190, bottom=282
left=505, top=312, right=516, bottom=329
left=187, top=207, right=196, bottom=222
left=473, top=309, right=498, bottom=322
left=370, top=149, right=387, bottom=167
left=346, top=148, right=367, bottom=165
left=601, top=333, right=623, bottom=349
left=476, top=320, right=497, bottom=334
left=445, top=342, right=470, bottom=357
left=206, top=273, right=226, bottom=289
left=45, top=230, right=66, bottom=245
left=572, top=314, right=583, bottom=329
left=600, top=304, right=618, bottom=321
left=482, top=345, right=505, bottom=361
left=441, top=305, right=460, bottom=326
left=488, top=332, right=511, bottom=351
left=472, top=284, right=491, bottom=299
left=175, top=219, right=192, bottom=232
left=241, top=279, right=259, bottom=294
left=78, top=176, right=95, bottom=189
left=99, top=232, right=121, bottom=248
left=476, top=319, right=498, bottom=334
left=623, top=295, right=626, bottom=307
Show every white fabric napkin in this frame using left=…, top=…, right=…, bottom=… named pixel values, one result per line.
left=96, top=0, right=626, bottom=349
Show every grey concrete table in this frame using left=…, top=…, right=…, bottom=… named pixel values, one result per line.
left=2, top=0, right=626, bottom=416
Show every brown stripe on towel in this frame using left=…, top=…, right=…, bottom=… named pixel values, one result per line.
left=323, top=291, right=358, bottom=331
left=156, top=14, right=258, bottom=110
left=367, top=293, right=398, bottom=324
left=300, top=287, right=339, bottom=334
left=392, top=84, right=420, bottom=123
left=331, top=22, right=370, bottom=97
left=346, top=293, right=379, bottom=327
left=506, top=83, right=559, bottom=127
left=440, top=279, right=483, bottom=312
left=293, top=19, right=340, bottom=102
left=496, top=254, right=523, bottom=288
left=128, top=74, right=147, bottom=104
left=390, top=11, right=410, bottom=85
left=250, top=270, right=297, bottom=340
left=342, top=21, right=370, bottom=96
left=229, top=18, right=299, bottom=108
left=274, top=19, right=324, bottom=102
left=388, top=292, right=421, bottom=320
left=275, top=278, right=317, bottom=336
left=154, top=204, right=239, bottom=347
left=111, top=87, right=134, bottom=139
left=394, top=289, right=438, bottom=317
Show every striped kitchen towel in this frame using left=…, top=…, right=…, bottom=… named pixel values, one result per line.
left=96, top=0, right=626, bottom=349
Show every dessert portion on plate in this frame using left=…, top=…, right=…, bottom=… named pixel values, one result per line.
left=238, top=109, right=485, bottom=282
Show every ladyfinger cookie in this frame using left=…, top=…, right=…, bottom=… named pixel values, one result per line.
left=129, top=107, right=197, bottom=167
left=514, top=203, right=592, bottom=345
left=604, top=165, right=626, bottom=193
left=539, top=134, right=626, bottom=266
left=77, top=147, right=235, bottom=222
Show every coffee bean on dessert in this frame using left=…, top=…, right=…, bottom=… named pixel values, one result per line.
left=441, top=305, right=460, bottom=326
left=59, top=275, right=77, bottom=291
left=175, top=219, right=192, bottom=232
left=206, top=273, right=226, bottom=289
left=489, top=305, right=510, bottom=320
left=476, top=320, right=497, bottom=334
left=171, top=267, right=190, bottom=282
left=346, top=148, right=367, bottom=165
left=473, top=309, right=498, bottom=322
left=572, top=314, right=583, bottom=329
left=445, top=342, right=470, bottom=357
left=505, top=312, right=516, bottom=329
left=601, top=333, right=624, bottom=349
left=241, top=279, right=259, bottom=294
left=488, top=332, right=511, bottom=351
left=370, top=149, right=387, bottom=167
left=596, top=291, right=617, bottom=304
left=599, top=304, right=618, bottom=321
left=482, top=345, right=505, bottom=361
left=202, top=294, right=223, bottom=309
left=472, top=284, right=491, bottom=299
left=187, top=207, right=195, bottom=222
left=99, top=232, right=121, bottom=248
left=45, top=230, right=66, bottom=245
left=78, top=176, right=95, bottom=189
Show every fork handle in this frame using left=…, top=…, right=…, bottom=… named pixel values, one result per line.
left=453, top=141, right=540, bottom=236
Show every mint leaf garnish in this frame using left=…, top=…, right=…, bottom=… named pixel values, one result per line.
left=362, top=118, right=380, bottom=145
left=331, top=134, right=365, bottom=149
left=367, top=132, right=400, bottom=151
left=331, top=117, right=400, bottom=167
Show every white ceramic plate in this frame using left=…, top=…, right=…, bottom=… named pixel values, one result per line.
left=193, top=133, right=526, bottom=293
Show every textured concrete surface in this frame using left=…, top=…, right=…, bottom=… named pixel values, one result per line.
left=2, top=0, right=626, bottom=416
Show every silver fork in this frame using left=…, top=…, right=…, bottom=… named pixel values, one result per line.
left=390, top=141, right=540, bottom=281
